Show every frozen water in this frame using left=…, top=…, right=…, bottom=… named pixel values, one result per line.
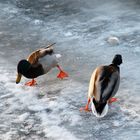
left=0, top=0, right=140, bottom=139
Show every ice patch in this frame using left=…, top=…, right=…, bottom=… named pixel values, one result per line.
left=55, top=53, right=62, bottom=58
left=64, top=32, right=73, bottom=37
left=0, top=93, right=13, bottom=99
left=40, top=112, right=80, bottom=140
left=33, top=19, right=43, bottom=25
left=3, top=6, right=18, bottom=14
left=121, top=105, right=140, bottom=118
left=2, top=131, right=17, bottom=140
left=17, top=112, right=30, bottom=122
left=28, top=104, right=47, bottom=112
left=113, top=120, right=121, bottom=127
left=107, top=36, right=120, bottom=45
left=133, top=47, right=140, bottom=53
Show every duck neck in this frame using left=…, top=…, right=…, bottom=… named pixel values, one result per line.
left=110, top=63, right=120, bottom=72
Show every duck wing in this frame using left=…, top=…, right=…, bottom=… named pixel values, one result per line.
left=88, top=65, right=120, bottom=102
left=88, top=67, right=98, bottom=99
left=27, top=43, right=55, bottom=65
left=97, top=65, right=120, bottom=102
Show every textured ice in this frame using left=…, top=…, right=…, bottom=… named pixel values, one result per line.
left=0, top=0, right=140, bottom=140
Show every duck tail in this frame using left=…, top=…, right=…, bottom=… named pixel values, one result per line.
left=45, top=43, right=56, bottom=49
left=39, top=43, right=56, bottom=57
left=92, top=98, right=107, bottom=115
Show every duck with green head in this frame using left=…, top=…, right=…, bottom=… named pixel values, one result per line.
left=16, top=43, right=68, bottom=86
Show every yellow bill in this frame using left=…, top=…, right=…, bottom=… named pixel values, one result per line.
left=16, top=73, right=22, bottom=84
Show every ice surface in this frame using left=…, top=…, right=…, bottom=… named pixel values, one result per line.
left=0, top=0, right=140, bottom=140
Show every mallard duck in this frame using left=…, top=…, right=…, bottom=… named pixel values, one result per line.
left=16, top=43, right=68, bottom=86
left=80, top=54, right=122, bottom=117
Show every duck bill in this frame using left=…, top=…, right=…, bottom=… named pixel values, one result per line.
left=91, top=100, right=108, bottom=118
left=16, top=73, right=22, bottom=84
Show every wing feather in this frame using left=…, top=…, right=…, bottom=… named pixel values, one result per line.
left=27, top=43, right=54, bottom=65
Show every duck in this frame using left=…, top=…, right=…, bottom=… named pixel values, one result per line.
left=16, top=43, right=68, bottom=86
left=80, top=54, right=122, bottom=117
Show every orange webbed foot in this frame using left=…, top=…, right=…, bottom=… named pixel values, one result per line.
left=57, top=70, right=68, bottom=79
left=80, top=105, right=91, bottom=112
left=25, top=79, right=37, bottom=86
left=80, top=98, right=91, bottom=112
left=57, top=65, right=68, bottom=79
left=109, top=97, right=118, bottom=104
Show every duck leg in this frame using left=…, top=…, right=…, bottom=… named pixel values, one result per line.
left=108, top=97, right=118, bottom=104
left=80, top=98, right=91, bottom=112
left=25, top=79, right=37, bottom=86
left=57, top=65, right=68, bottom=79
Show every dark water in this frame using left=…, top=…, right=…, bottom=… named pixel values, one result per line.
left=0, top=0, right=140, bottom=139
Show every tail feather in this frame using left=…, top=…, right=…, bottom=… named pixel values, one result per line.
left=44, top=43, right=56, bottom=49
left=39, top=43, right=56, bottom=57
left=93, top=98, right=107, bottom=115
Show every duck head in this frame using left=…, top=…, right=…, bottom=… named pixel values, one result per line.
left=16, top=60, right=31, bottom=84
left=112, top=54, right=122, bottom=66
left=91, top=98, right=108, bottom=118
